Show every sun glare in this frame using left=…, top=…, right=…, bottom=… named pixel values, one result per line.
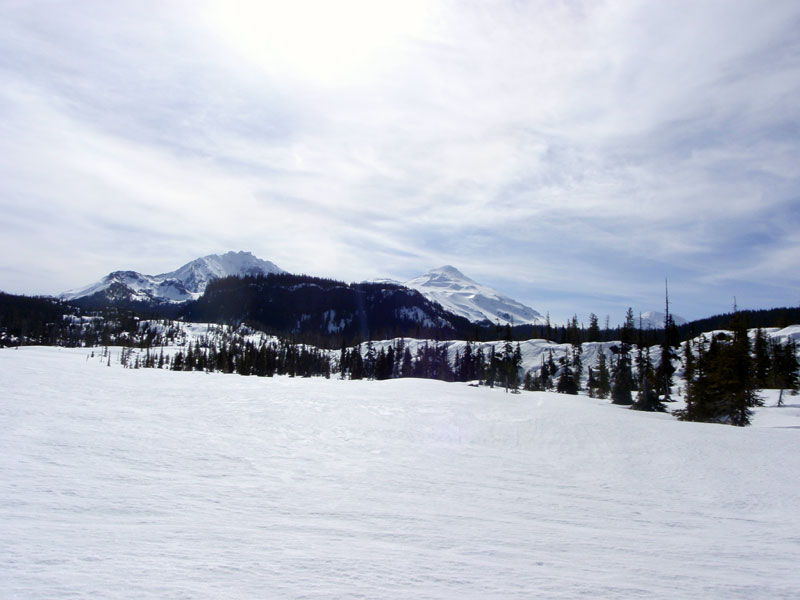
left=207, top=0, right=432, bottom=84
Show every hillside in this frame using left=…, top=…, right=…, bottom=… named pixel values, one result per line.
left=184, top=273, right=474, bottom=345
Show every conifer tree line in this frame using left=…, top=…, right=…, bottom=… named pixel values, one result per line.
left=675, top=321, right=800, bottom=426
left=144, top=327, right=526, bottom=391
left=335, top=325, right=525, bottom=391
left=4, top=292, right=799, bottom=427
left=3, top=289, right=799, bottom=350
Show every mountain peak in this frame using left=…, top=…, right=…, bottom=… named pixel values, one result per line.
left=405, top=266, right=543, bottom=326
left=63, top=251, right=285, bottom=304
left=639, top=310, right=688, bottom=329
left=424, top=265, right=474, bottom=281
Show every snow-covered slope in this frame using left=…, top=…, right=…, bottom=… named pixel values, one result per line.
left=2, top=346, right=800, bottom=598
left=639, top=310, right=688, bottom=329
left=404, top=266, right=542, bottom=325
left=62, top=251, right=284, bottom=303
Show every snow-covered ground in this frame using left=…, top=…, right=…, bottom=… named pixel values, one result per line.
left=2, top=346, right=800, bottom=598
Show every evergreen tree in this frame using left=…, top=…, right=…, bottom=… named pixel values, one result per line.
left=571, top=345, right=583, bottom=391
left=611, top=309, right=635, bottom=405
left=770, top=338, right=800, bottom=406
left=546, top=350, right=557, bottom=390
left=631, top=347, right=666, bottom=412
left=350, top=344, right=364, bottom=380
left=364, top=341, right=376, bottom=379
left=586, top=366, right=597, bottom=397
left=587, top=313, right=600, bottom=343
left=401, top=347, right=413, bottom=378
left=556, top=361, right=578, bottom=395
left=753, top=328, right=770, bottom=388
left=595, top=351, right=611, bottom=399
left=611, top=352, right=633, bottom=405
left=485, top=345, right=498, bottom=388
left=339, top=343, right=348, bottom=379
left=509, top=342, right=523, bottom=393
left=655, top=285, right=677, bottom=401
left=540, top=355, right=551, bottom=390
left=678, top=314, right=760, bottom=426
left=683, top=339, right=695, bottom=384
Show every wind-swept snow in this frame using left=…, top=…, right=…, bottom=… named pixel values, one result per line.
left=2, top=347, right=800, bottom=598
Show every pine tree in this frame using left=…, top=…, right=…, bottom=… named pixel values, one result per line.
left=401, top=347, right=413, bottom=378
left=546, top=350, right=557, bottom=390
left=587, top=313, right=600, bottom=343
left=458, top=341, right=473, bottom=382
left=678, top=314, right=760, bottom=426
left=654, top=284, right=677, bottom=400
left=683, top=339, right=695, bottom=381
left=571, top=345, right=583, bottom=391
left=485, top=345, right=498, bottom=388
left=524, top=371, right=534, bottom=392
left=350, top=344, right=364, bottom=380
left=595, top=352, right=611, bottom=399
left=771, top=338, right=800, bottom=406
left=556, top=361, right=578, bottom=395
left=540, top=355, right=551, bottom=390
left=611, top=352, right=633, bottom=405
left=631, top=347, right=666, bottom=412
left=501, top=326, right=515, bottom=392
left=586, top=367, right=597, bottom=397
left=611, top=309, right=635, bottom=405
left=364, top=341, right=376, bottom=379
left=339, top=343, right=348, bottom=380
left=753, top=328, right=770, bottom=388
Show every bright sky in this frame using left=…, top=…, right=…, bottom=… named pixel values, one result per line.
left=1, top=0, right=799, bottom=323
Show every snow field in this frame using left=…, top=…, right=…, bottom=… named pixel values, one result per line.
left=1, top=346, right=800, bottom=598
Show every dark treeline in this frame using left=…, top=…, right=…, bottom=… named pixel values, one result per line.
left=676, top=316, right=799, bottom=426
left=154, top=338, right=333, bottom=379
left=4, top=285, right=799, bottom=350
left=337, top=331, right=523, bottom=391
left=0, top=292, right=75, bottom=346
left=122, top=330, right=527, bottom=390
left=184, top=273, right=475, bottom=347
left=675, top=306, right=800, bottom=340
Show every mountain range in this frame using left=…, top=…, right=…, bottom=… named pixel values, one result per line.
left=61, top=252, right=545, bottom=325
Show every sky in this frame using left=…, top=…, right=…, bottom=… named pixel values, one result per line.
left=1, top=0, right=799, bottom=324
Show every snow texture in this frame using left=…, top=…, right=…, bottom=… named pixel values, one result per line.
left=405, top=265, right=543, bottom=326
left=2, top=346, right=800, bottom=598
left=61, top=251, right=284, bottom=303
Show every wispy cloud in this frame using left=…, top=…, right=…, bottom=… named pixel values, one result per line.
left=1, top=0, right=798, bottom=322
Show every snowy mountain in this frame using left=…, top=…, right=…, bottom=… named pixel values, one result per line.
left=639, top=310, right=688, bottom=330
left=404, top=265, right=543, bottom=326
left=61, top=251, right=284, bottom=304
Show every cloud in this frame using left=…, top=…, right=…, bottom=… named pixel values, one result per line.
left=0, top=0, right=798, bottom=322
